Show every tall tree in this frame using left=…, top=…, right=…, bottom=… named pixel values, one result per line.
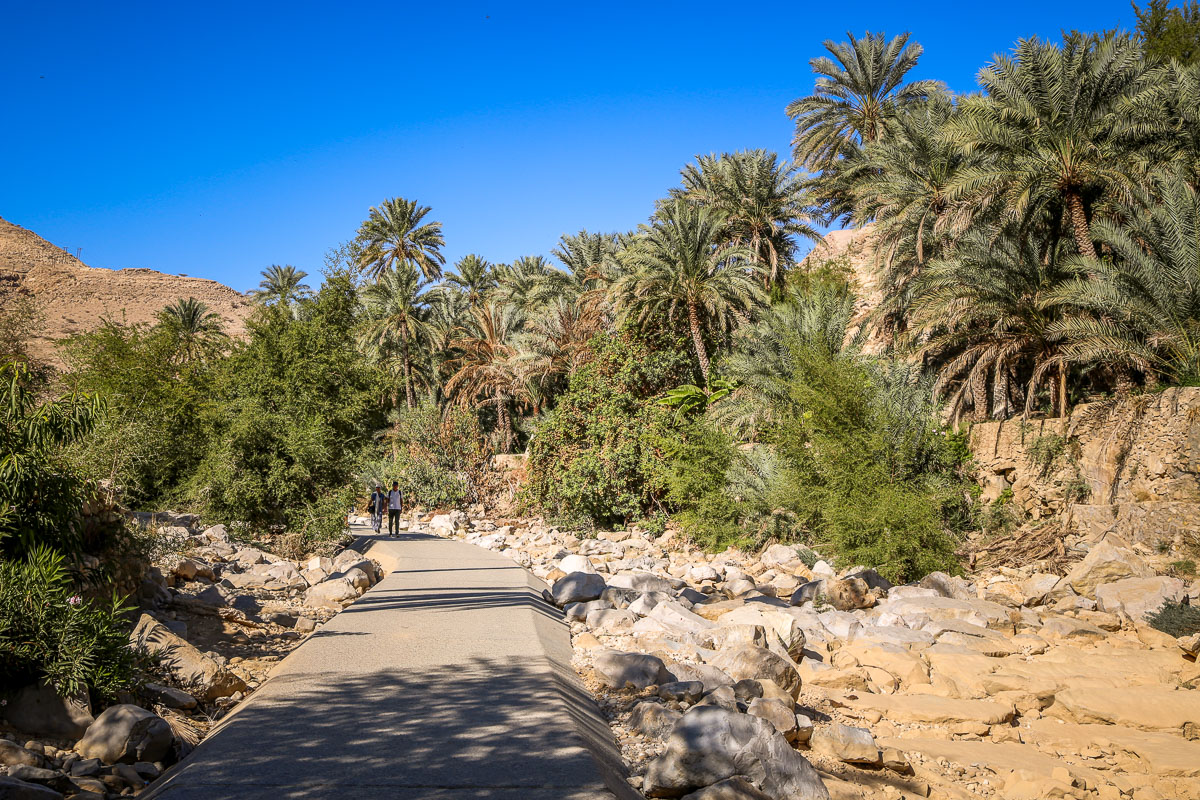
left=445, top=254, right=496, bottom=308
left=614, top=200, right=762, bottom=383
left=786, top=32, right=942, bottom=174
left=677, top=150, right=819, bottom=295
left=1135, top=0, right=1200, bottom=65
left=157, top=298, right=227, bottom=364
left=1050, top=171, right=1200, bottom=385
left=360, top=264, right=432, bottom=410
left=445, top=303, right=528, bottom=453
left=356, top=197, right=446, bottom=283
left=252, top=264, right=312, bottom=306
left=947, top=33, right=1148, bottom=259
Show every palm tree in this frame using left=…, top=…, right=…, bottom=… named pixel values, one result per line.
left=445, top=254, right=496, bottom=307
left=852, top=94, right=974, bottom=338
left=946, top=33, right=1147, bottom=259
left=553, top=230, right=621, bottom=315
left=676, top=150, right=820, bottom=295
left=157, top=298, right=227, bottom=363
left=912, top=229, right=1071, bottom=422
left=613, top=200, right=763, bottom=383
left=445, top=303, right=528, bottom=452
left=1123, top=60, right=1200, bottom=189
left=712, top=283, right=862, bottom=440
left=1049, top=171, right=1200, bottom=386
left=515, top=299, right=606, bottom=404
left=493, top=256, right=561, bottom=313
left=252, top=264, right=311, bottom=306
left=356, top=197, right=446, bottom=283
left=360, top=264, right=432, bottom=409
left=786, top=32, right=942, bottom=174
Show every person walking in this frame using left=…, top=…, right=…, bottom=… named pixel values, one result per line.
left=368, top=485, right=385, bottom=533
left=387, top=480, right=403, bottom=538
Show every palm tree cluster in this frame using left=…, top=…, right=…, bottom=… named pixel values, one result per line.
left=320, top=147, right=817, bottom=453
left=793, top=29, right=1200, bottom=422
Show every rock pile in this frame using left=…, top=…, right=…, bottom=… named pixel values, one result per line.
left=431, top=513, right=1200, bottom=800
left=0, top=512, right=379, bottom=800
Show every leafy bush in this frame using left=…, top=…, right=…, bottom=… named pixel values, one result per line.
left=526, top=329, right=691, bottom=525
left=0, top=547, right=138, bottom=698
left=358, top=403, right=489, bottom=509
left=193, top=274, right=386, bottom=544
left=1146, top=599, right=1200, bottom=637
left=61, top=320, right=218, bottom=509
left=0, top=361, right=100, bottom=558
left=1027, top=432, right=1068, bottom=478
left=770, top=337, right=967, bottom=583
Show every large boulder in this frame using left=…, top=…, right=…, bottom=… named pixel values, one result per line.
left=644, top=706, right=829, bottom=799
left=0, top=681, right=93, bottom=739
left=826, top=577, right=875, bottom=611
left=709, top=646, right=800, bottom=698
left=0, top=776, right=63, bottom=800
left=718, top=606, right=806, bottom=661
left=130, top=615, right=247, bottom=701
left=76, top=704, right=173, bottom=765
left=0, top=741, right=42, bottom=767
left=1094, top=575, right=1185, bottom=621
left=303, top=577, right=359, bottom=609
left=809, top=722, right=879, bottom=765
left=551, top=572, right=607, bottom=606
left=593, top=650, right=672, bottom=690
left=608, top=572, right=674, bottom=593
left=1063, top=536, right=1152, bottom=597
left=681, top=777, right=773, bottom=800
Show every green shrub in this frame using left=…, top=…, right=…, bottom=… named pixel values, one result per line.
left=1171, top=559, right=1197, bottom=577
left=1027, top=432, right=1069, bottom=478
left=0, top=361, right=100, bottom=559
left=0, top=547, right=139, bottom=698
left=359, top=403, right=489, bottom=510
left=526, top=329, right=690, bottom=525
left=1146, top=600, right=1200, bottom=637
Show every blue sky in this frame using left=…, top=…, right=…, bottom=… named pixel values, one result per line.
left=2, top=0, right=1136, bottom=292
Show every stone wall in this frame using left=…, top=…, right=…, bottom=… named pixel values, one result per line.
left=969, top=387, right=1200, bottom=548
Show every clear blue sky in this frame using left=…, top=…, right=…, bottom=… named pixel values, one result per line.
left=2, top=0, right=1136, bottom=292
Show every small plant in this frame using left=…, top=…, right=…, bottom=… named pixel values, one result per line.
left=1027, top=432, right=1068, bottom=478
left=1146, top=600, right=1200, bottom=638
left=638, top=512, right=668, bottom=537
left=1170, top=559, right=1197, bottom=577
left=1063, top=471, right=1091, bottom=503
left=795, top=546, right=819, bottom=569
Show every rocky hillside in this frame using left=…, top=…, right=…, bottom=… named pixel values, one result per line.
left=0, top=216, right=253, bottom=366
left=800, top=225, right=885, bottom=354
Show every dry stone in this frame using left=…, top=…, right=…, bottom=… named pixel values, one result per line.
left=1063, top=536, right=1153, bottom=596
left=0, top=681, right=93, bottom=739
left=551, top=572, right=607, bottom=605
left=76, top=705, right=173, bottom=765
left=809, top=722, right=880, bottom=765
left=644, top=706, right=829, bottom=799
left=130, top=615, right=247, bottom=701
left=680, top=777, right=774, bottom=800
left=710, top=645, right=801, bottom=698
left=593, top=650, right=672, bottom=689
left=303, top=577, right=359, bottom=609
left=0, top=776, right=62, bottom=800
left=1094, top=576, right=1185, bottom=621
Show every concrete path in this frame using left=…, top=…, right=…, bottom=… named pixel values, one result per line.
left=142, top=525, right=638, bottom=800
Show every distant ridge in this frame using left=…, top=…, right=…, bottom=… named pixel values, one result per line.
left=0, top=215, right=254, bottom=367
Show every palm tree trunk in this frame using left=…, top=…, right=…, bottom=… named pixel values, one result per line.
left=1066, top=191, right=1097, bottom=259
left=687, top=301, right=711, bottom=384
left=971, top=368, right=989, bottom=423
left=1058, top=364, right=1068, bottom=419
left=400, top=326, right=416, bottom=409
left=498, top=396, right=513, bottom=453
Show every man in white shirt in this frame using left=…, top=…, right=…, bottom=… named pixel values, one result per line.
left=387, top=481, right=403, bottom=537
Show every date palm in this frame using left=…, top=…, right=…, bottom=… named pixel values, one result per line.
left=445, top=254, right=496, bottom=308
left=356, top=197, right=446, bottom=283
left=445, top=303, right=528, bottom=453
left=157, top=297, right=227, bottom=363
left=360, top=264, right=432, bottom=409
left=613, top=200, right=762, bottom=383
left=493, top=256, right=561, bottom=313
left=677, top=150, right=819, bottom=295
left=515, top=299, right=606, bottom=403
left=946, top=32, right=1147, bottom=259
left=912, top=229, right=1071, bottom=422
left=553, top=230, right=621, bottom=315
left=787, top=31, right=941, bottom=174
left=252, top=264, right=311, bottom=306
left=853, top=94, right=973, bottom=337
left=1049, top=171, right=1200, bottom=385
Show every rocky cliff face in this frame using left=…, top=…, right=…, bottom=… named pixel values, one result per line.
left=0, top=216, right=253, bottom=367
left=799, top=225, right=886, bottom=354
left=970, top=388, right=1200, bottom=551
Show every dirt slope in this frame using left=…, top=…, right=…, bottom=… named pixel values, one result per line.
left=0, top=215, right=253, bottom=367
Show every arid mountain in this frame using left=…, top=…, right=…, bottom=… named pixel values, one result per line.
left=0, top=215, right=254, bottom=367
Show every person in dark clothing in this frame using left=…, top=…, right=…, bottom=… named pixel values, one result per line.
left=368, top=485, right=385, bottom=533
left=387, top=481, right=403, bottom=537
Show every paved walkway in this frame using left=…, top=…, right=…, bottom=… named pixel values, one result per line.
left=142, top=525, right=638, bottom=800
